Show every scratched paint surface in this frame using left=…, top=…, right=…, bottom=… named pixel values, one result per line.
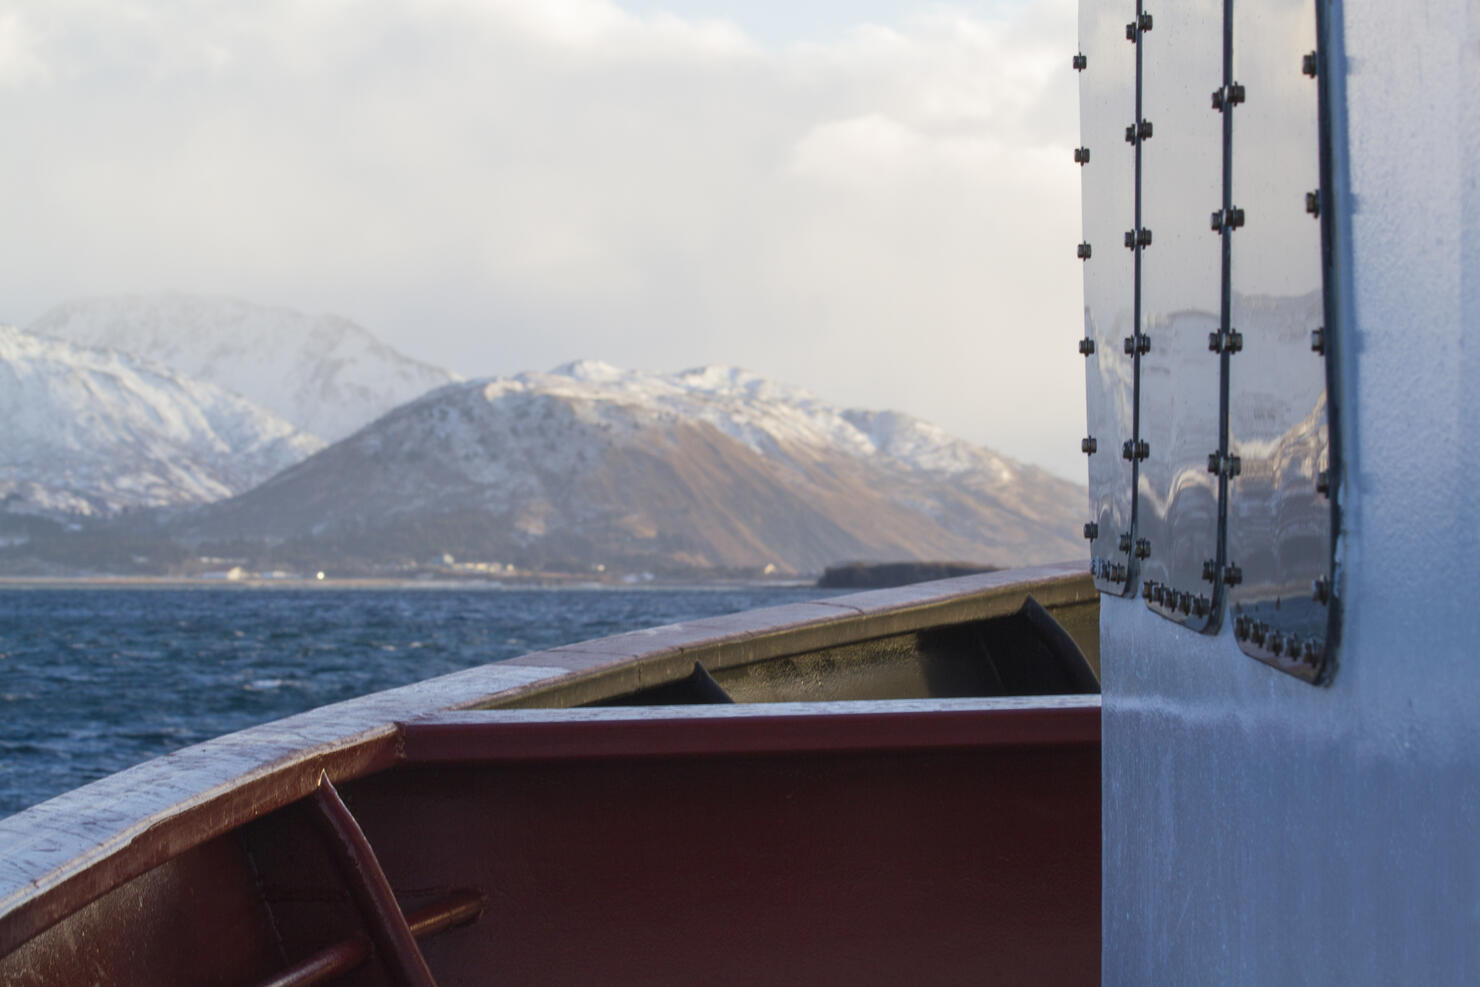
left=0, top=586, right=832, bottom=817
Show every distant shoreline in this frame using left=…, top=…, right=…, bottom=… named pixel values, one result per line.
left=0, top=575, right=820, bottom=591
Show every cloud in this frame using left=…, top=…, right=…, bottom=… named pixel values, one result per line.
left=469, top=0, right=757, bottom=57
left=0, top=10, right=49, bottom=86
left=0, top=0, right=1087, bottom=481
left=787, top=114, right=1003, bottom=187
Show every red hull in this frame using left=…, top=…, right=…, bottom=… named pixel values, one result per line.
left=0, top=565, right=1099, bottom=985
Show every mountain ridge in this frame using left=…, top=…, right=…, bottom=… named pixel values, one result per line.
left=0, top=325, right=323, bottom=518
left=0, top=301, right=1086, bottom=576
left=30, top=293, right=460, bottom=442
left=168, top=363, right=1085, bottom=576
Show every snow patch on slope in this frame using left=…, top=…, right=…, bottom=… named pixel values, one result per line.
left=173, top=357, right=1086, bottom=572
left=475, top=361, right=1014, bottom=478
left=0, top=326, right=323, bottom=517
left=30, top=294, right=460, bottom=442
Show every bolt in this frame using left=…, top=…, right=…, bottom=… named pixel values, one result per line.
left=1139, top=12, right=1153, bottom=31
left=1210, top=83, right=1245, bottom=112
left=1302, top=51, right=1318, bottom=77
left=1077, top=242, right=1092, bottom=260
left=1079, top=337, right=1096, bottom=356
left=1118, top=532, right=1132, bottom=554
left=1083, top=522, right=1100, bottom=541
left=1225, top=564, right=1243, bottom=587
left=1234, top=615, right=1250, bottom=640
left=1073, top=53, right=1088, bottom=70
left=1208, top=329, right=1244, bottom=354
left=1202, top=559, right=1218, bottom=582
left=1313, top=577, right=1331, bottom=604
left=1074, top=146, right=1090, bottom=164
left=1135, top=538, right=1151, bottom=560
left=1311, top=327, right=1326, bottom=355
left=1208, top=453, right=1241, bottom=478
left=1306, top=190, right=1322, bottom=217
left=1317, top=470, right=1331, bottom=497
left=1211, top=207, right=1246, bottom=231
left=1081, top=436, right=1098, bottom=455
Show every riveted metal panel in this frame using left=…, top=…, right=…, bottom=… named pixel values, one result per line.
left=1136, top=0, right=1225, bottom=631
left=1078, top=0, right=1139, bottom=595
left=1227, top=0, right=1332, bottom=680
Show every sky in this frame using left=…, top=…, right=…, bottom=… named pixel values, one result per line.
left=0, top=0, right=1087, bottom=481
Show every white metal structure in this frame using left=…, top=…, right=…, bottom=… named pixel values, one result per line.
left=1090, top=0, right=1480, bottom=979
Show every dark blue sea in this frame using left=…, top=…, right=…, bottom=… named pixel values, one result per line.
left=0, top=585, right=835, bottom=819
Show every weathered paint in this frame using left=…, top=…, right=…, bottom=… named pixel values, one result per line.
left=359, top=699, right=1103, bottom=986
left=1101, top=0, right=1480, bottom=980
left=2, top=697, right=1101, bottom=985
left=0, top=564, right=1098, bottom=976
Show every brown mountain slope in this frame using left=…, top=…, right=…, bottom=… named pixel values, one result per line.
left=171, top=368, right=1085, bottom=576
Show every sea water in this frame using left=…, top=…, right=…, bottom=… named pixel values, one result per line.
left=0, top=584, right=835, bottom=819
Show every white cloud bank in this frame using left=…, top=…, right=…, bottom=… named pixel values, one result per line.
left=0, top=0, right=1087, bottom=481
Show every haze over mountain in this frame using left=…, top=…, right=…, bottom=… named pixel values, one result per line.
left=31, top=294, right=460, bottom=442
left=177, top=361, right=1085, bottom=576
left=0, top=326, right=322, bottom=518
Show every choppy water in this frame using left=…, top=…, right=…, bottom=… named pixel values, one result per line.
left=0, top=585, right=834, bottom=819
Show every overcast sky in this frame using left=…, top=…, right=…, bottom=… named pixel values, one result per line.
left=0, top=0, right=1086, bottom=481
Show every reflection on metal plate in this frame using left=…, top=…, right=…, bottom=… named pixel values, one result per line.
left=1136, top=0, right=1224, bottom=631
left=1079, top=0, right=1138, bottom=595
left=1227, top=0, right=1332, bottom=680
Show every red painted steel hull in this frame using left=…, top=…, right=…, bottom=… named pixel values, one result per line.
left=0, top=566, right=1100, bottom=985
left=383, top=706, right=1101, bottom=985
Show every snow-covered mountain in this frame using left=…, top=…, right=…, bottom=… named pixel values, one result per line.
left=182, top=361, right=1085, bottom=574
left=0, top=326, right=323, bottom=517
left=30, top=294, right=459, bottom=442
